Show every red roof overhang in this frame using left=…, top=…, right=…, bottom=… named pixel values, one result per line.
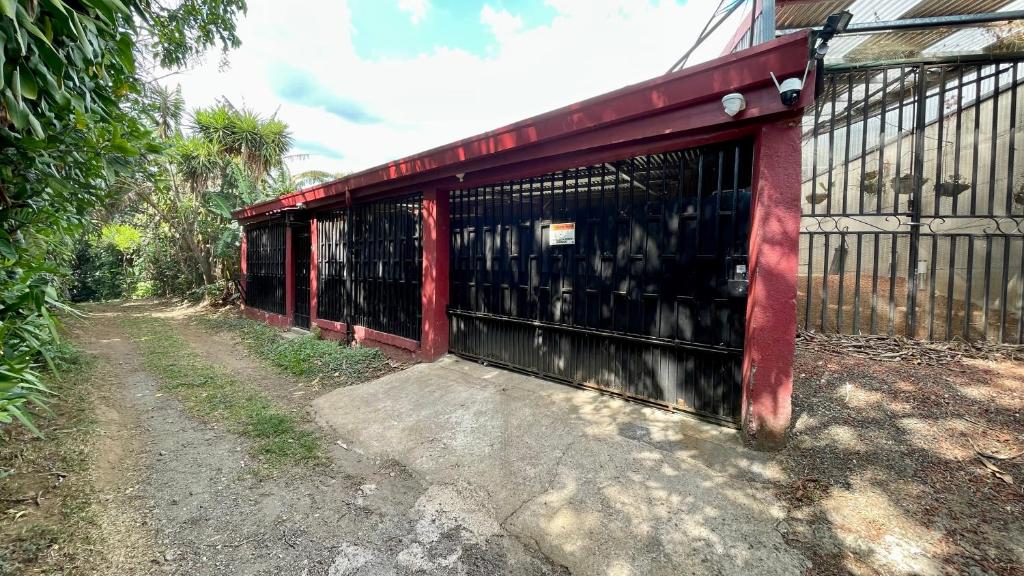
left=234, top=30, right=812, bottom=222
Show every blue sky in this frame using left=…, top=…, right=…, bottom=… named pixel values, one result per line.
left=166, top=1, right=741, bottom=177
left=349, top=0, right=557, bottom=59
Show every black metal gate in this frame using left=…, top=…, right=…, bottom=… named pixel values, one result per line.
left=316, top=193, right=423, bottom=341
left=449, top=140, right=753, bottom=423
left=293, top=224, right=311, bottom=329
left=244, top=221, right=286, bottom=315
left=801, top=59, right=1024, bottom=343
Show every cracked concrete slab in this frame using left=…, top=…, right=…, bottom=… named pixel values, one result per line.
left=313, top=356, right=808, bottom=576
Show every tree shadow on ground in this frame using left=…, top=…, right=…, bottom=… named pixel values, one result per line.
left=776, top=344, right=1023, bottom=576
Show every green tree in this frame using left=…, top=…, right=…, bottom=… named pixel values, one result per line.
left=1, top=0, right=247, bottom=435
left=128, top=100, right=293, bottom=288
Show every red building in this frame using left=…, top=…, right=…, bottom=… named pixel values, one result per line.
left=233, top=31, right=813, bottom=448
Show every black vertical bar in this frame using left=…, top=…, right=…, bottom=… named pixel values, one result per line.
left=853, top=233, right=863, bottom=333
left=825, top=73, right=837, bottom=216
left=982, top=235, right=993, bottom=340
left=860, top=70, right=871, bottom=214
left=843, top=73, right=853, bottom=215
left=952, top=66, right=965, bottom=216
left=1006, top=63, right=1018, bottom=216
left=888, top=235, right=897, bottom=336
left=804, top=234, right=814, bottom=331
left=879, top=67, right=891, bottom=214
left=999, top=238, right=1010, bottom=343
left=970, top=65, right=982, bottom=216
left=821, top=232, right=831, bottom=332
left=1018, top=235, right=1024, bottom=344
left=933, top=66, right=946, bottom=218
left=927, top=233, right=938, bottom=340
left=964, top=237, right=974, bottom=338
left=892, top=67, right=903, bottom=214
left=811, top=80, right=822, bottom=218
left=988, top=64, right=1001, bottom=218
left=907, top=64, right=926, bottom=338
left=946, top=235, right=957, bottom=340
left=871, top=236, right=880, bottom=334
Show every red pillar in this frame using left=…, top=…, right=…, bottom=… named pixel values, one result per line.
left=420, top=188, right=450, bottom=360
left=285, top=224, right=295, bottom=325
left=310, top=217, right=318, bottom=326
left=742, top=117, right=802, bottom=450
left=240, top=226, right=248, bottom=309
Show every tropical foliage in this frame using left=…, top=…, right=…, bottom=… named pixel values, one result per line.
left=1, top=0, right=247, bottom=435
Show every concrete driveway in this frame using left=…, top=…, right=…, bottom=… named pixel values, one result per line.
left=313, top=356, right=806, bottom=576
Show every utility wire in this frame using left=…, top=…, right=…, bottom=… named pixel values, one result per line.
left=666, top=0, right=749, bottom=74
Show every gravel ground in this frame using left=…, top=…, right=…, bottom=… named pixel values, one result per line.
left=19, top=300, right=1021, bottom=576
left=69, top=303, right=566, bottom=576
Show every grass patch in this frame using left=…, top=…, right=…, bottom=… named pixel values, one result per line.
left=120, top=315, right=323, bottom=469
left=195, top=315, right=390, bottom=383
left=0, top=345, right=101, bottom=576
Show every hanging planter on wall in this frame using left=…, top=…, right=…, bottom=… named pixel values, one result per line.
left=935, top=175, right=971, bottom=198
left=891, top=173, right=929, bottom=195
left=861, top=168, right=883, bottom=196
left=805, top=182, right=829, bottom=205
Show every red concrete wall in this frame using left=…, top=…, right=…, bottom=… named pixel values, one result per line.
left=313, top=318, right=419, bottom=352
left=243, top=306, right=291, bottom=328
left=240, top=226, right=247, bottom=307
left=420, top=189, right=450, bottom=360
left=742, top=117, right=802, bottom=449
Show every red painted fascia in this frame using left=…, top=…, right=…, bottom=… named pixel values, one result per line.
left=234, top=31, right=810, bottom=222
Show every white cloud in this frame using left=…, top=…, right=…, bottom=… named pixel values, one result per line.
left=398, top=0, right=429, bottom=25
left=162, top=0, right=743, bottom=179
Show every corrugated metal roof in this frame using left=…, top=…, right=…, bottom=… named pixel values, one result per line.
left=776, top=0, right=854, bottom=29
left=773, top=0, right=1024, bottom=63
left=900, top=0, right=1012, bottom=18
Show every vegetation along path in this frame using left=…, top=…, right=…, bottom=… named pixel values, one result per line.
left=10, top=301, right=565, bottom=576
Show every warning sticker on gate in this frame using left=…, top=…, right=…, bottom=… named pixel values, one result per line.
left=549, top=222, right=576, bottom=246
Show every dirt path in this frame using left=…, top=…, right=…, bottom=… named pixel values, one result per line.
left=72, top=302, right=565, bottom=576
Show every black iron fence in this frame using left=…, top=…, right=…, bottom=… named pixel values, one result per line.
left=244, top=221, right=286, bottom=315
left=316, top=193, right=423, bottom=341
left=801, top=59, right=1024, bottom=344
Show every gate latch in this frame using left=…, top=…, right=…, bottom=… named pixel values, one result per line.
left=728, top=264, right=748, bottom=298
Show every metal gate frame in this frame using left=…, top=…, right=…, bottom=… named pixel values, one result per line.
left=801, top=57, right=1024, bottom=344
left=448, top=140, right=755, bottom=424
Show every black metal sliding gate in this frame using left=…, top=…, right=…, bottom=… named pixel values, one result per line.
left=244, top=221, right=286, bottom=315
left=801, top=59, right=1024, bottom=343
left=316, top=193, right=423, bottom=341
left=449, top=140, right=754, bottom=424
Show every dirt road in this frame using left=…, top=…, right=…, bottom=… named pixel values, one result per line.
left=71, top=302, right=566, bottom=576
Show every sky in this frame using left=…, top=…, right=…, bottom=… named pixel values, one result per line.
left=162, top=0, right=746, bottom=179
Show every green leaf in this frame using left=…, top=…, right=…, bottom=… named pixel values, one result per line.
left=7, top=403, right=43, bottom=438
left=18, top=68, right=38, bottom=100
left=0, top=236, right=17, bottom=261
left=0, top=0, right=15, bottom=20
left=110, top=138, right=139, bottom=156
left=2, top=89, right=27, bottom=130
left=26, top=111, right=44, bottom=138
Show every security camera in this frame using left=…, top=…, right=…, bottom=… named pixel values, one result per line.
left=721, top=93, right=746, bottom=117
left=770, top=61, right=812, bottom=107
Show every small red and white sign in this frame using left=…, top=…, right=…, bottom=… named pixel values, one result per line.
left=550, top=222, right=575, bottom=246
